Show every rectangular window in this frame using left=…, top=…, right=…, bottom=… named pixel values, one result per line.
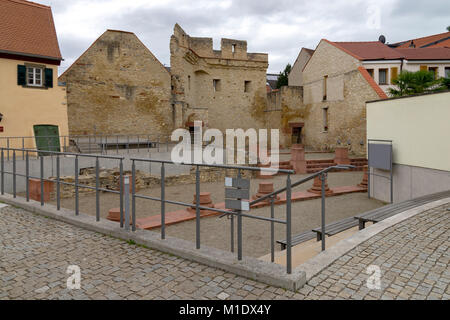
left=366, top=69, right=374, bottom=78
left=323, top=75, right=328, bottom=101
left=428, top=67, right=438, bottom=79
left=420, top=65, right=428, bottom=72
left=27, top=66, right=43, bottom=87
left=188, top=75, right=191, bottom=90
left=213, top=79, right=221, bottom=92
left=445, top=67, right=450, bottom=78
left=244, top=80, right=251, bottom=93
left=378, top=69, right=388, bottom=85
left=232, top=44, right=236, bottom=54
left=390, top=67, right=398, bottom=83
left=323, top=107, right=329, bottom=132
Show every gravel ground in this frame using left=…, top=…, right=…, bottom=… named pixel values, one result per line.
left=49, top=171, right=385, bottom=258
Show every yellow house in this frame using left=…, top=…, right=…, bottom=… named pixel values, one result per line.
left=0, top=0, right=68, bottom=154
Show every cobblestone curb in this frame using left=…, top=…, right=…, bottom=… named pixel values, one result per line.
left=297, top=197, right=450, bottom=281
left=0, top=194, right=306, bottom=291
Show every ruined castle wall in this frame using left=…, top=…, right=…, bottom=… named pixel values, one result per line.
left=302, top=40, right=379, bottom=156
left=59, top=30, right=172, bottom=136
left=170, top=24, right=268, bottom=134
left=265, top=86, right=305, bottom=148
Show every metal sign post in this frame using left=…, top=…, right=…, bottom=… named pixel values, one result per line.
left=225, top=174, right=250, bottom=260
left=368, top=139, right=394, bottom=203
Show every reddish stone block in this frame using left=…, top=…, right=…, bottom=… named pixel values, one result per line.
left=290, top=146, right=307, bottom=174
left=107, top=207, right=132, bottom=224
left=358, top=165, right=368, bottom=189
left=334, top=147, right=351, bottom=165
left=28, top=178, right=54, bottom=202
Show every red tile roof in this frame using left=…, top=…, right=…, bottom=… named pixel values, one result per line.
left=394, top=47, right=450, bottom=60
left=357, top=66, right=388, bottom=100
left=0, top=0, right=61, bottom=61
left=325, top=40, right=404, bottom=60
left=393, top=32, right=450, bottom=48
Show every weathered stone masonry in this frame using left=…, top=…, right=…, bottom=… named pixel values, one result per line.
left=170, top=24, right=269, bottom=133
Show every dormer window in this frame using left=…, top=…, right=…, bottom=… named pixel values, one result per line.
left=27, top=66, right=43, bottom=87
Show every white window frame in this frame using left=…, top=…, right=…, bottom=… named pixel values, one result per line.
left=27, top=66, right=43, bottom=87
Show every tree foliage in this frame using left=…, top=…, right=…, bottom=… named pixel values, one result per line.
left=276, top=64, right=291, bottom=88
left=388, top=70, right=447, bottom=97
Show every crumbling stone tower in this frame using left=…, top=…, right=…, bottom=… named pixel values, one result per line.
left=170, top=24, right=269, bottom=133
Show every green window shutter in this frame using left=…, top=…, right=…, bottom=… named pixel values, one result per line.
left=44, top=68, right=53, bottom=88
left=17, top=65, right=26, bottom=86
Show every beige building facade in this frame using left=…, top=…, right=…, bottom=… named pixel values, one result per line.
left=367, top=91, right=450, bottom=202
left=0, top=0, right=68, bottom=151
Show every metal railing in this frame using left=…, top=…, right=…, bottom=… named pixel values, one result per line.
left=0, top=133, right=173, bottom=158
left=129, top=157, right=296, bottom=273
left=0, top=147, right=125, bottom=221
left=0, top=146, right=353, bottom=275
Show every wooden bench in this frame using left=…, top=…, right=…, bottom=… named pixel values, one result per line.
left=276, top=231, right=316, bottom=250
left=312, top=217, right=359, bottom=241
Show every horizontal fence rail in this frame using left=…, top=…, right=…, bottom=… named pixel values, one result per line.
left=0, top=133, right=173, bottom=158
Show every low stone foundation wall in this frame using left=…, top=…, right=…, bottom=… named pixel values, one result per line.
left=47, top=166, right=255, bottom=199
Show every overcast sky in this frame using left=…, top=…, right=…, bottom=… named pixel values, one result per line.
left=38, top=0, right=450, bottom=75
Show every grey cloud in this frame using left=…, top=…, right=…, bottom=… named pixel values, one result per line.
left=43, top=0, right=449, bottom=74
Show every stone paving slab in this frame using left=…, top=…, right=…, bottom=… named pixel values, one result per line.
left=1, top=203, right=449, bottom=300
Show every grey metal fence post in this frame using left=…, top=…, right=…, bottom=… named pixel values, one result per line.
left=12, top=151, right=16, bottom=198
left=75, top=156, right=79, bottom=215
left=157, top=135, right=160, bottom=152
left=124, top=175, right=130, bottom=231
left=26, top=151, right=29, bottom=202
left=286, top=174, right=292, bottom=274
left=270, top=196, right=275, bottom=263
left=105, top=136, right=108, bottom=155
left=95, top=157, right=100, bottom=222
left=1, top=149, right=4, bottom=195
left=127, top=135, right=130, bottom=154
left=132, top=160, right=136, bottom=232
left=161, top=162, right=165, bottom=239
left=320, top=173, right=326, bottom=252
left=119, top=159, right=124, bottom=228
left=7, top=138, right=9, bottom=161
left=40, top=155, right=44, bottom=205
left=195, top=165, right=200, bottom=249
left=116, top=135, right=119, bottom=155
left=137, top=135, right=139, bottom=154
left=237, top=169, right=243, bottom=261
left=88, top=135, right=91, bottom=153
left=56, top=155, right=60, bottom=210
left=22, top=137, right=25, bottom=160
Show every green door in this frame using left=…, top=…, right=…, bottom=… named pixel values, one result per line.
left=33, top=125, right=60, bottom=156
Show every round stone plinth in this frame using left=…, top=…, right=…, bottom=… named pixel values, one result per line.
left=252, top=181, right=280, bottom=202
left=307, top=176, right=333, bottom=195
left=107, top=208, right=132, bottom=224
left=187, top=192, right=215, bottom=213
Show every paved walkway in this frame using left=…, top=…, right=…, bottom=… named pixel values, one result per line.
left=0, top=204, right=449, bottom=300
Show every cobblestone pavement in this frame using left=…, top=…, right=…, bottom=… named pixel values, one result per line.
left=0, top=204, right=449, bottom=300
